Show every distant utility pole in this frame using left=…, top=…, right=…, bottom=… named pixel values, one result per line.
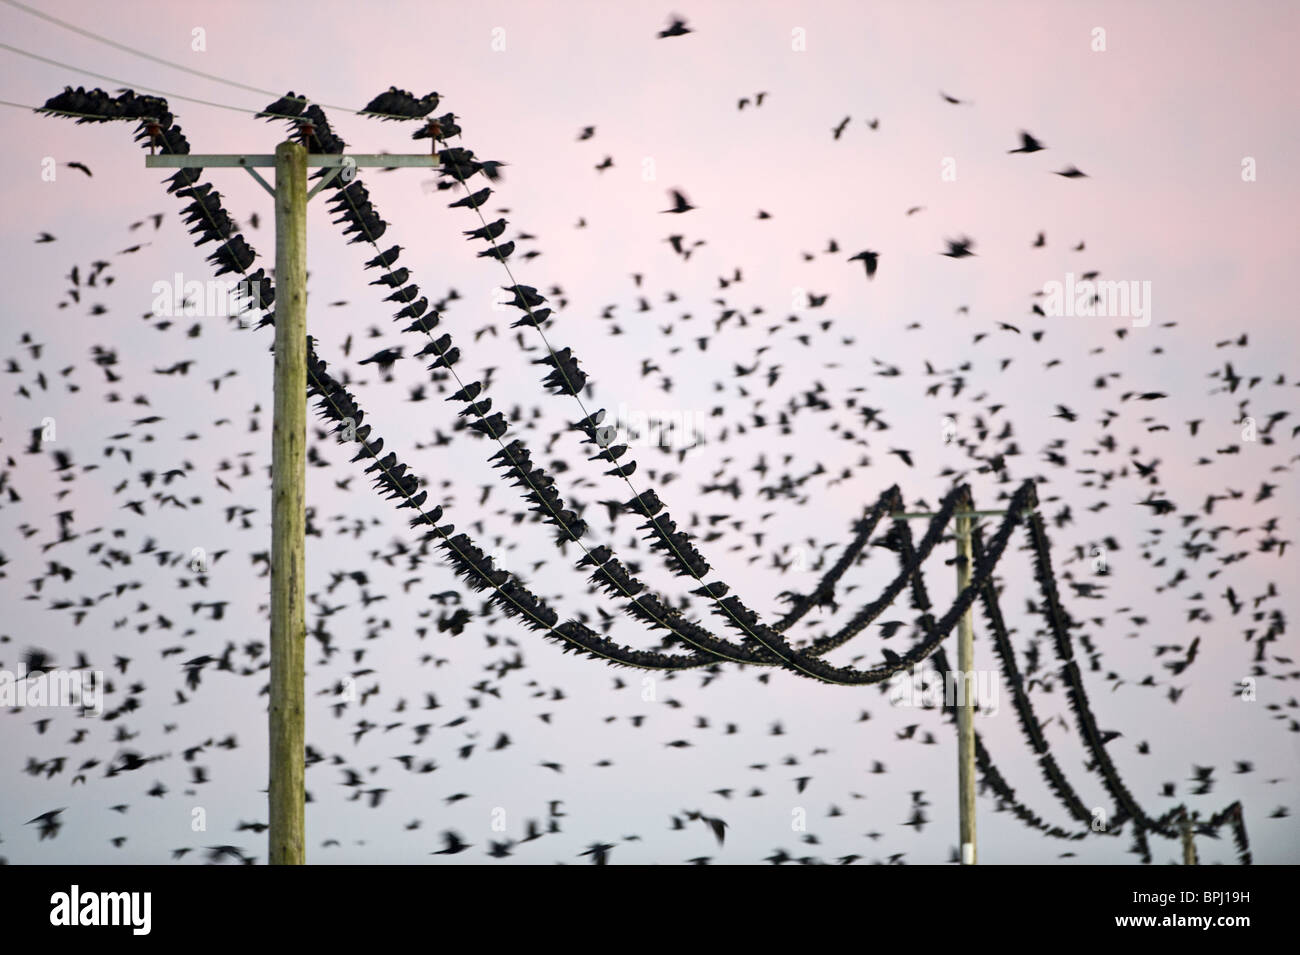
left=145, top=140, right=438, bottom=864
left=955, top=510, right=976, bottom=865
left=1181, top=809, right=1199, bottom=865
left=891, top=505, right=1021, bottom=865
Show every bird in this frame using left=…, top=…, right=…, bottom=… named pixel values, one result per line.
left=657, top=16, right=693, bottom=38
left=476, top=240, right=515, bottom=260
left=1054, top=165, right=1088, bottom=178
left=887, top=448, right=914, bottom=467
left=941, top=236, right=976, bottom=258
left=581, top=842, right=615, bottom=864
left=1008, top=131, right=1045, bottom=153
left=463, top=220, right=506, bottom=241
left=65, top=161, right=93, bottom=177
left=27, top=809, right=65, bottom=840
left=848, top=250, right=879, bottom=279
left=661, top=189, right=696, bottom=214
left=432, top=830, right=471, bottom=854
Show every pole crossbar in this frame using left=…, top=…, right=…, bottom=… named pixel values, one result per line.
left=144, top=154, right=442, bottom=168
left=890, top=508, right=1032, bottom=520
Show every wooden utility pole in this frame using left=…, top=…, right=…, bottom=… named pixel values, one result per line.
left=954, top=512, right=976, bottom=865
left=144, top=145, right=439, bottom=864
left=1181, top=810, right=1198, bottom=865
left=269, top=141, right=308, bottom=865
left=891, top=504, right=1026, bottom=864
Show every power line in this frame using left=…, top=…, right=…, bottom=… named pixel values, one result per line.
left=0, top=40, right=260, bottom=116
left=0, top=97, right=138, bottom=123
left=0, top=0, right=351, bottom=113
left=0, top=39, right=432, bottom=124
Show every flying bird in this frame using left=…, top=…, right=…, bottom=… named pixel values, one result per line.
left=941, top=236, right=976, bottom=258
left=1008, top=131, right=1045, bottom=153
left=661, top=189, right=696, bottom=214
left=848, top=250, right=879, bottom=279
left=658, top=16, right=692, bottom=38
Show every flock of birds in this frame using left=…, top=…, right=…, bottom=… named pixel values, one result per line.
left=0, top=12, right=1295, bottom=864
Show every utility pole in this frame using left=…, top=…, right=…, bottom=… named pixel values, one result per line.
left=954, top=511, right=976, bottom=865
left=145, top=142, right=438, bottom=864
left=269, top=141, right=307, bottom=865
left=1181, top=809, right=1198, bottom=865
left=890, top=505, right=1026, bottom=864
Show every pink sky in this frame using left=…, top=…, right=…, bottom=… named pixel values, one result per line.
left=0, top=0, right=1296, bottom=865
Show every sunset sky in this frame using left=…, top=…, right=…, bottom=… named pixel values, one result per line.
left=0, top=0, right=1296, bottom=865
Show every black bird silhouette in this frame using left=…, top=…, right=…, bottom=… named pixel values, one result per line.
left=360, top=87, right=439, bottom=120
left=661, top=189, right=696, bottom=214
left=941, top=236, right=976, bottom=258
left=1008, top=131, right=1045, bottom=153
left=432, top=830, right=471, bottom=854
left=848, top=250, right=879, bottom=279
left=658, top=16, right=693, bottom=38
left=27, top=809, right=64, bottom=840
left=476, top=240, right=515, bottom=260
left=581, top=842, right=615, bottom=864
